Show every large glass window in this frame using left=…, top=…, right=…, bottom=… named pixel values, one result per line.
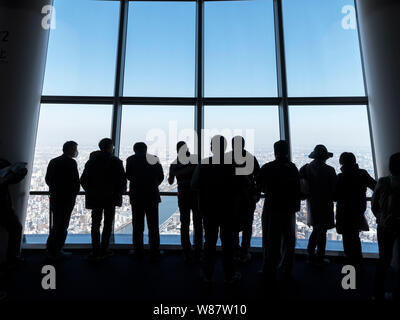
left=204, top=0, right=277, bottom=97
left=124, top=2, right=196, bottom=97
left=42, top=0, right=120, bottom=96
left=119, top=105, right=195, bottom=191
left=29, top=0, right=375, bottom=252
left=283, top=0, right=365, bottom=97
left=203, top=106, right=280, bottom=163
left=25, top=105, right=112, bottom=237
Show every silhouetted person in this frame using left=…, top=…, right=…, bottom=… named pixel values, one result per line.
left=168, top=141, right=202, bottom=261
left=191, top=135, right=241, bottom=284
left=0, top=158, right=27, bottom=268
left=229, top=136, right=260, bottom=263
left=258, top=140, right=300, bottom=283
left=300, top=145, right=337, bottom=266
left=45, top=141, right=80, bottom=260
left=80, top=138, right=126, bottom=260
left=126, top=142, right=164, bottom=259
left=335, top=152, right=376, bottom=267
left=372, top=152, right=400, bottom=301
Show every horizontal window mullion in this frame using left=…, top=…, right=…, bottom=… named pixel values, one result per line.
left=41, top=96, right=115, bottom=105
left=288, top=97, right=368, bottom=106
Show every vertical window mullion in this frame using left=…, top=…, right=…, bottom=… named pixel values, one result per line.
left=273, top=0, right=291, bottom=158
left=195, top=0, right=204, bottom=160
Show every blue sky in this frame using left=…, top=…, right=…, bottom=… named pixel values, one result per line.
left=39, top=0, right=371, bottom=155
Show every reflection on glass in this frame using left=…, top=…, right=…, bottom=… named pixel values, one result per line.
left=283, top=0, right=365, bottom=96
left=119, top=105, right=195, bottom=191
left=43, top=0, right=119, bottom=96
left=124, top=1, right=196, bottom=97
left=204, top=0, right=277, bottom=97
left=203, top=106, right=280, bottom=164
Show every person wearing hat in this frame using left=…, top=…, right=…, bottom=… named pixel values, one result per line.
left=300, top=144, right=337, bottom=266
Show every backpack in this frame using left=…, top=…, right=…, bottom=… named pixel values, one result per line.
left=380, top=177, right=400, bottom=229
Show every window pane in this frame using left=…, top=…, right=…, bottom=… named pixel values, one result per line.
left=115, top=196, right=181, bottom=244
left=43, top=0, right=119, bottom=96
left=24, top=195, right=50, bottom=236
left=124, top=2, right=196, bottom=97
left=289, top=106, right=374, bottom=175
left=283, top=0, right=365, bottom=96
left=204, top=0, right=277, bottom=97
left=203, top=106, right=280, bottom=164
left=289, top=106, right=376, bottom=248
left=119, top=105, right=195, bottom=191
left=27, top=104, right=112, bottom=236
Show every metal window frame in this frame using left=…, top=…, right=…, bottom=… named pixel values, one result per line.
left=31, top=0, right=374, bottom=247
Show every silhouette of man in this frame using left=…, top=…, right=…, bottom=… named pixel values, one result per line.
left=126, top=142, right=164, bottom=259
left=229, top=136, right=260, bottom=263
left=45, top=141, right=80, bottom=260
left=372, top=152, right=400, bottom=301
left=191, top=135, right=241, bottom=284
left=300, top=144, right=337, bottom=266
left=168, top=141, right=202, bottom=261
left=0, top=158, right=27, bottom=268
left=258, top=140, right=300, bottom=283
left=80, top=138, right=126, bottom=260
left=335, top=152, right=376, bottom=267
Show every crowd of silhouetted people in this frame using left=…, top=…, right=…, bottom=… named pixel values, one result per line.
left=1, top=136, right=400, bottom=301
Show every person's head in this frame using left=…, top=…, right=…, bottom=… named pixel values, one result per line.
left=309, top=144, right=333, bottom=162
left=210, top=135, right=227, bottom=157
left=134, top=142, right=147, bottom=155
left=176, top=141, right=188, bottom=154
left=232, top=136, right=245, bottom=154
left=389, top=152, right=400, bottom=176
left=63, top=141, right=78, bottom=158
left=98, top=138, right=114, bottom=154
left=274, top=140, right=289, bottom=159
left=339, top=152, right=357, bottom=167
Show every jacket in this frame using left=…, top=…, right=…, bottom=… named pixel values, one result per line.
left=258, top=157, right=301, bottom=214
left=80, top=151, right=126, bottom=209
left=335, top=164, right=376, bottom=234
left=126, top=153, right=164, bottom=204
left=300, top=160, right=337, bottom=229
left=45, top=154, right=80, bottom=201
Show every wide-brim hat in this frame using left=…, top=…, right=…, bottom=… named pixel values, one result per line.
left=309, top=144, right=333, bottom=160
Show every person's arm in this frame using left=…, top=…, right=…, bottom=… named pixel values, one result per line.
left=72, top=161, right=80, bottom=195
left=45, top=160, right=54, bottom=188
left=293, top=166, right=301, bottom=210
left=80, top=163, right=89, bottom=191
left=6, top=168, right=27, bottom=185
left=168, top=164, right=175, bottom=185
left=256, top=166, right=266, bottom=196
left=155, top=158, right=164, bottom=186
left=371, top=178, right=384, bottom=219
left=364, top=170, right=377, bottom=191
left=125, top=158, right=132, bottom=182
left=116, top=160, right=127, bottom=194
